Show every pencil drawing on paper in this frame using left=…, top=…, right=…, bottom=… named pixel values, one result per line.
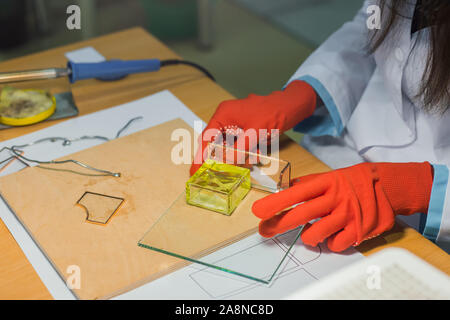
left=188, top=228, right=322, bottom=299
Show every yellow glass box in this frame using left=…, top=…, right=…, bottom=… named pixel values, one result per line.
left=186, top=159, right=251, bottom=215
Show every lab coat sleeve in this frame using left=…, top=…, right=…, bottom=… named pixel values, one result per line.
left=423, top=164, right=450, bottom=253
left=285, top=0, right=376, bottom=137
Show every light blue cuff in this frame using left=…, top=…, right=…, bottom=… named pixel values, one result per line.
left=423, top=164, right=449, bottom=242
left=288, top=75, right=344, bottom=137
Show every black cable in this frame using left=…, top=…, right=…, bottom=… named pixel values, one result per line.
left=160, top=59, right=216, bottom=82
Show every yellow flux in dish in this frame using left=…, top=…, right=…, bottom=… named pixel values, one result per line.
left=186, top=159, right=251, bottom=215
left=0, top=86, right=56, bottom=126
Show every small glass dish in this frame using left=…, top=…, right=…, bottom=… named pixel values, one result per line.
left=186, top=159, right=251, bottom=216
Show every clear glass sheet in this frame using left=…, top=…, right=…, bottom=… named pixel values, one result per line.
left=138, top=191, right=302, bottom=284
left=138, top=148, right=298, bottom=284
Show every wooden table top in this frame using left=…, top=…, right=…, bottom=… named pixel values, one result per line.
left=0, top=28, right=448, bottom=299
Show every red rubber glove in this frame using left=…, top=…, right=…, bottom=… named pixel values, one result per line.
left=252, top=162, right=434, bottom=252
left=190, top=80, right=317, bottom=175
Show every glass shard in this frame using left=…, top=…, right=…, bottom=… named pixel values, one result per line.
left=76, top=191, right=124, bottom=225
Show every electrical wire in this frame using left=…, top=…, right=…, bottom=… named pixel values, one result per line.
left=160, top=59, right=216, bottom=82
left=7, top=116, right=143, bottom=177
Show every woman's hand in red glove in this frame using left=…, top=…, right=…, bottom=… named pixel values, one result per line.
left=190, top=80, right=317, bottom=175
left=252, top=162, right=434, bottom=252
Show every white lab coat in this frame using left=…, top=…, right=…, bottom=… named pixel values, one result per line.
left=286, top=0, right=450, bottom=252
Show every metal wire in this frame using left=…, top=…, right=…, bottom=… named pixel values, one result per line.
left=6, top=116, right=143, bottom=177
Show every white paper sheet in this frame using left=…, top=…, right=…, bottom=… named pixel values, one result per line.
left=117, top=229, right=363, bottom=300
left=0, top=90, right=364, bottom=300
left=64, top=46, right=106, bottom=63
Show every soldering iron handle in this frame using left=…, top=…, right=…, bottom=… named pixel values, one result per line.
left=68, top=59, right=161, bottom=83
